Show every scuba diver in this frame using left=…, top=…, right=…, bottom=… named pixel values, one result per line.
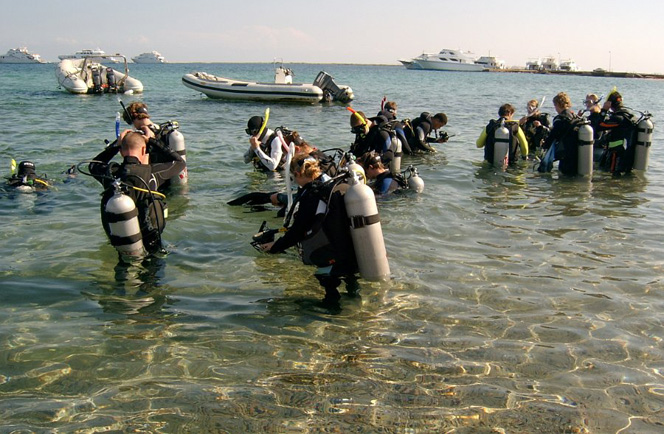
left=518, top=99, right=550, bottom=156
left=88, top=129, right=186, bottom=262
left=121, top=101, right=187, bottom=187
left=578, top=93, right=608, bottom=162
left=254, top=153, right=359, bottom=309
left=477, top=103, right=529, bottom=165
left=243, top=115, right=291, bottom=172
left=402, top=112, right=449, bottom=153
left=357, top=151, right=408, bottom=196
left=596, top=91, right=637, bottom=176
left=5, top=160, right=51, bottom=192
left=348, top=110, right=394, bottom=164
left=540, top=92, right=582, bottom=176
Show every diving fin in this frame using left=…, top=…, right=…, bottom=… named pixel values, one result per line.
left=228, top=191, right=275, bottom=206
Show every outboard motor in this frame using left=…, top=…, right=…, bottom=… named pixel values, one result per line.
left=577, top=121, right=594, bottom=177
left=106, top=67, right=117, bottom=93
left=634, top=113, right=654, bottom=171
left=104, top=180, right=146, bottom=261
left=344, top=172, right=390, bottom=281
left=493, top=120, right=510, bottom=168
left=313, top=71, right=354, bottom=103
left=91, top=66, right=103, bottom=94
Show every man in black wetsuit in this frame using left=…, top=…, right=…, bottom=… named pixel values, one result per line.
left=89, top=129, right=186, bottom=255
left=349, top=111, right=393, bottom=164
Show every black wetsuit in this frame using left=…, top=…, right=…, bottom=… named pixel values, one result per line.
left=542, top=109, right=579, bottom=176
left=596, top=106, right=636, bottom=174
left=89, top=141, right=185, bottom=253
left=268, top=176, right=358, bottom=305
left=350, top=123, right=393, bottom=163
left=521, top=113, right=550, bottom=155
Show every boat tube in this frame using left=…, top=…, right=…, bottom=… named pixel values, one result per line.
left=55, top=55, right=143, bottom=95
left=182, top=67, right=354, bottom=103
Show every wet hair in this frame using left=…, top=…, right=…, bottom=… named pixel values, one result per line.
left=553, top=92, right=571, bottom=109
left=498, top=104, right=515, bottom=117
left=291, top=153, right=322, bottom=179
left=528, top=99, right=539, bottom=108
left=123, top=102, right=150, bottom=124
left=433, top=113, right=448, bottom=125
left=384, top=101, right=397, bottom=112
left=350, top=111, right=367, bottom=127
left=357, top=151, right=385, bottom=170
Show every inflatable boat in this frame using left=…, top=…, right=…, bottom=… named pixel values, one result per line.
left=55, top=55, right=143, bottom=95
left=181, top=66, right=354, bottom=103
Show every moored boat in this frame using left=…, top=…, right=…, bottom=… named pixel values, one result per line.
left=132, top=51, right=166, bottom=64
left=55, top=55, right=143, bottom=94
left=58, top=48, right=122, bottom=64
left=182, top=66, right=354, bottom=103
left=399, top=48, right=485, bottom=72
left=0, top=47, right=46, bottom=64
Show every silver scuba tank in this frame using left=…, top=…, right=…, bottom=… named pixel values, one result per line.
left=389, top=136, right=402, bottom=174
left=577, top=122, right=594, bottom=177
left=168, top=124, right=187, bottom=185
left=104, top=181, right=146, bottom=260
left=634, top=116, right=654, bottom=171
left=405, top=166, right=425, bottom=193
left=343, top=172, right=390, bottom=281
left=493, top=120, right=510, bottom=168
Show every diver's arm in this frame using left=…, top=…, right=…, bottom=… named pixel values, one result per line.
left=89, top=141, right=120, bottom=183
left=149, top=140, right=186, bottom=187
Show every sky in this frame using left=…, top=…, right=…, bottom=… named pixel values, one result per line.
left=3, top=0, right=664, bottom=74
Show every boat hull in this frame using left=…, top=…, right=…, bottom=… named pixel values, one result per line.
left=182, top=72, right=324, bottom=103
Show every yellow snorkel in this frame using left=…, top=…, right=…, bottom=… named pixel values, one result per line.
left=10, top=158, right=17, bottom=175
left=258, top=107, right=270, bottom=137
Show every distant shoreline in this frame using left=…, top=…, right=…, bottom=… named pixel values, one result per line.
left=491, top=68, right=664, bottom=80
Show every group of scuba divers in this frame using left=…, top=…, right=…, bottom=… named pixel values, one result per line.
left=4, top=87, right=653, bottom=310
left=478, top=89, right=654, bottom=177
left=231, top=100, right=449, bottom=308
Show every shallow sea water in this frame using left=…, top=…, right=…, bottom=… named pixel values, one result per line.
left=0, top=63, right=663, bottom=432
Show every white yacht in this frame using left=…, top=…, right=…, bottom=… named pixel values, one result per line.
left=399, top=48, right=485, bottom=72
left=475, top=55, right=505, bottom=70
left=132, top=51, right=166, bottom=64
left=526, top=58, right=542, bottom=70
left=541, top=56, right=559, bottom=71
left=58, top=48, right=122, bottom=63
left=559, top=59, right=578, bottom=71
left=0, top=47, right=46, bottom=64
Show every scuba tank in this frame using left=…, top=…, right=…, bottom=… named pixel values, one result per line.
left=404, top=165, right=425, bottom=193
left=634, top=114, right=654, bottom=171
left=344, top=152, right=366, bottom=184
left=389, top=135, right=402, bottom=174
left=165, top=121, right=188, bottom=185
left=344, top=172, right=390, bottom=281
left=577, top=121, right=594, bottom=177
left=493, top=120, right=510, bottom=168
left=104, top=180, right=146, bottom=260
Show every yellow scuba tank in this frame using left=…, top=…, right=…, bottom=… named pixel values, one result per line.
left=104, top=181, right=146, bottom=260
left=577, top=121, right=594, bottom=177
left=634, top=115, right=654, bottom=171
left=343, top=172, right=390, bottom=281
left=493, top=120, right=510, bottom=168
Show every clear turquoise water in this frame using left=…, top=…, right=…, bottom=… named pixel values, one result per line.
left=0, top=63, right=663, bottom=432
